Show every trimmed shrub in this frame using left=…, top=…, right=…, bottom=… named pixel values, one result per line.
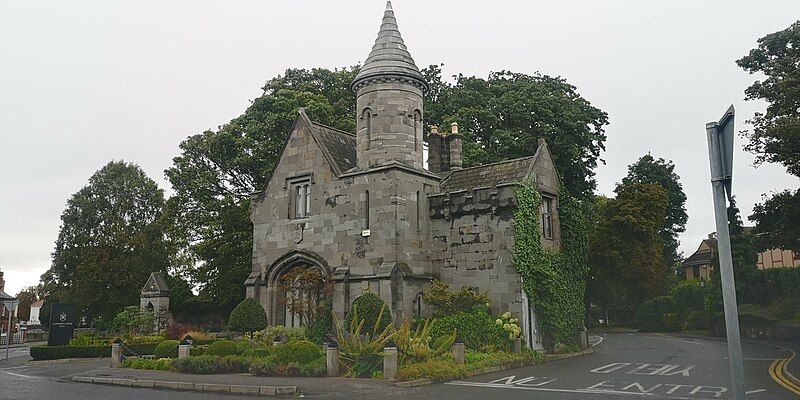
left=345, top=292, right=393, bottom=334
left=123, top=358, right=172, bottom=371
left=206, top=339, right=239, bottom=356
left=153, top=340, right=180, bottom=358
left=686, top=311, right=708, bottom=330
left=397, top=360, right=467, bottom=381
left=672, top=281, right=704, bottom=319
left=228, top=298, right=268, bottom=337
left=249, top=359, right=276, bottom=376
left=171, top=355, right=219, bottom=374
left=271, top=340, right=322, bottom=365
left=661, top=313, right=683, bottom=332
left=430, top=310, right=508, bottom=351
left=30, top=345, right=110, bottom=360
left=245, top=347, right=271, bottom=358
left=236, top=340, right=256, bottom=355
left=299, top=356, right=326, bottom=377
left=636, top=296, right=675, bottom=332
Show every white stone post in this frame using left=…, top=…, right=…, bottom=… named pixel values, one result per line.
left=111, top=341, right=123, bottom=368
left=452, top=341, right=465, bottom=365
left=178, top=342, right=190, bottom=359
left=326, top=344, right=340, bottom=377
left=383, top=344, right=398, bottom=381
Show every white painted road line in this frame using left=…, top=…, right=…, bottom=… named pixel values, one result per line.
left=588, top=335, right=604, bottom=347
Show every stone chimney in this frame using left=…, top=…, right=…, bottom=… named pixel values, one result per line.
left=427, top=125, right=442, bottom=173
left=0, top=271, right=5, bottom=293
left=447, top=122, right=463, bottom=170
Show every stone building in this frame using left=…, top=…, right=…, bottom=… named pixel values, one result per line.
left=246, top=2, right=560, bottom=349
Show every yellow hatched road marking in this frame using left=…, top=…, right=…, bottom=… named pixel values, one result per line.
left=769, top=358, right=800, bottom=396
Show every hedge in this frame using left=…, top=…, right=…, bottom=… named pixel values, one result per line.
left=429, top=310, right=508, bottom=351
left=635, top=296, right=675, bottom=332
left=30, top=342, right=160, bottom=361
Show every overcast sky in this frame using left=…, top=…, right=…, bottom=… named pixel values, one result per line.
left=1, top=1, right=799, bottom=297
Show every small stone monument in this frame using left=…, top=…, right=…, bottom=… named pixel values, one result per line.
left=140, top=272, right=174, bottom=330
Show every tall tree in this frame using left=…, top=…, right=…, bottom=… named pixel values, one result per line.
left=738, top=21, right=800, bottom=250
left=14, top=287, right=39, bottom=322
left=422, top=67, right=609, bottom=199
left=164, top=67, right=358, bottom=315
left=621, top=154, right=688, bottom=271
left=588, top=184, right=670, bottom=309
left=40, top=161, right=170, bottom=320
left=737, top=20, right=800, bottom=176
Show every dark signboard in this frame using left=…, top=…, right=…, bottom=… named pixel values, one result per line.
left=47, top=303, right=76, bottom=346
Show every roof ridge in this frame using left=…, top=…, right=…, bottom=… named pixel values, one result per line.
left=449, top=155, right=538, bottom=173
left=310, top=121, right=355, bottom=137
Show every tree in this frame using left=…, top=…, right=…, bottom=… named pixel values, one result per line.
left=738, top=21, right=800, bottom=256
left=422, top=67, right=609, bottom=199
left=750, top=189, right=800, bottom=253
left=588, top=184, right=670, bottom=310
left=14, top=287, right=39, bottom=322
left=227, top=298, right=268, bottom=337
left=737, top=20, right=800, bottom=176
left=164, top=67, right=358, bottom=316
left=40, top=161, right=170, bottom=320
left=621, top=154, right=688, bottom=272
left=277, top=266, right=333, bottom=327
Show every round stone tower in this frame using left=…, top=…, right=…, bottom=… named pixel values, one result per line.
left=351, top=1, right=429, bottom=170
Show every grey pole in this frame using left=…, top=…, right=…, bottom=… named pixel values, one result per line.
left=4, top=303, right=12, bottom=361
left=706, top=118, right=746, bottom=400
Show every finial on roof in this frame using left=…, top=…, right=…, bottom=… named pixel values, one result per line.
left=351, top=2, right=428, bottom=92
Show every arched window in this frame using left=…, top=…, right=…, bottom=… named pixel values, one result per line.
left=294, top=183, right=311, bottom=218
left=362, top=108, right=372, bottom=150
left=413, top=109, right=422, bottom=151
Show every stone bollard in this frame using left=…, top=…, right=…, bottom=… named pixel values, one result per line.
left=383, top=343, right=398, bottom=381
left=452, top=341, right=465, bottom=365
left=178, top=341, right=191, bottom=359
left=577, top=328, right=589, bottom=350
left=326, top=343, right=340, bottom=377
left=513, top=338, right=522, bottom=354
left=111, top=339, right=123, bottom=368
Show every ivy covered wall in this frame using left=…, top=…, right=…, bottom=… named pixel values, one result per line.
left=513, top=183, right=588, bottom=349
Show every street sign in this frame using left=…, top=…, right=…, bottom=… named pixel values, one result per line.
left=708, top=105, right=735, bottom=201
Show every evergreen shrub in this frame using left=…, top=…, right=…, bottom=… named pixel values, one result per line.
left=205, top=339, right=239, bottom=356
left=271, top=340, right=322, bottom=365
left=227, top=298, right=268, bottom=336
left=430, top=310, right=507, bottom=351
left=345, top=292, right=393, bottom=334
left=153, top=340, right=180, bottom=358
left=636, top=296, right=675, bottom=332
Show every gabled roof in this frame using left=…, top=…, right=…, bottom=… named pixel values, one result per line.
left=141, top=272, right=170, bottom=295
left=309, top=121, right=356, bottom=175
left=683, top=249, right=713, bottom=267
left=31, top=300, right=44, bottom=308
left=440, top=140, right=550, bottom=193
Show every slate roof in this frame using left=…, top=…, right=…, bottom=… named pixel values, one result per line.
left=310, top=122, right=356, bottom=174
left=141, top=272, right=170, bottom=294
left=352, top=1, right=427, bottom=91
left=440, top=156, right=536, bottom=193
left=683, top=249, right=713, bottom=267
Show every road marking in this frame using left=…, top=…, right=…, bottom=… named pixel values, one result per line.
left=591, top=362, right=695, bottom=376
left=588, top=335, right=604, bottom=347
left=2, top=371, right=41, bottom=379
left=745, top=389, right=766, bottom=394
left=651, top=334, right=705, bottom=346
left=770, top=358, right=800, bottom=396
left=0, top=366, right=28, bottom=371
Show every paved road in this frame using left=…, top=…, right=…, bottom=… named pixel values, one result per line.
left=0, top=334, right=796, bottom=399
left=438, top=333, right=796, bottom=399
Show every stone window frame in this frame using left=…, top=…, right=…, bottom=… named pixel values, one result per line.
left=541, top=193, right=555, bottom=240
left=412, top=109, right=422, bottom=151
left=360, top=107, right=373, bottom=150
left=286, top=174, right=313, bottom=219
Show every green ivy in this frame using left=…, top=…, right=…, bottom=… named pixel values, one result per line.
left=513, top=183, right=588, bottom=349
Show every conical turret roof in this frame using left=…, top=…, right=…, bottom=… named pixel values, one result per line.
left=352, top=1, right=427, bottom=92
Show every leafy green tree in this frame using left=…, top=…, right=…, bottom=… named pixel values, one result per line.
left=622, top=154, right=688, bottom=274
left=422, top=66, right=609, bottom=199
left=749, top=189, right=800, bottom=253
left=164, top=67, right=358, bottom=316
left=112, top=305, right=158, bottom=337
left=588, top=184, right=670, bottom=310
left=738, top=21, right=800, bottom=253
left=14, top=287, right=39, bottom=322
left=227, top=298, right=268, bottom=337
left=40, top=161, right=170, bottom=320
left=737, top=20, right=800, bottom=176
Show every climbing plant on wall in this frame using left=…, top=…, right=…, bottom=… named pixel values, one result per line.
left=513, top=182, right=588, bottom=349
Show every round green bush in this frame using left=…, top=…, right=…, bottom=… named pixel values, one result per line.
left=153, top=340, right=180, bottom=358
left=205, top=339, right=239, bottom=356
left=429, top=310, right=507, bottom=351
left=635, top=295, right=675, bottom=332
left=345, top=292, right=393, bottom=333
left=228, top=298, right=268, bottom=336
left=271, top=339, right=322, bottom=365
